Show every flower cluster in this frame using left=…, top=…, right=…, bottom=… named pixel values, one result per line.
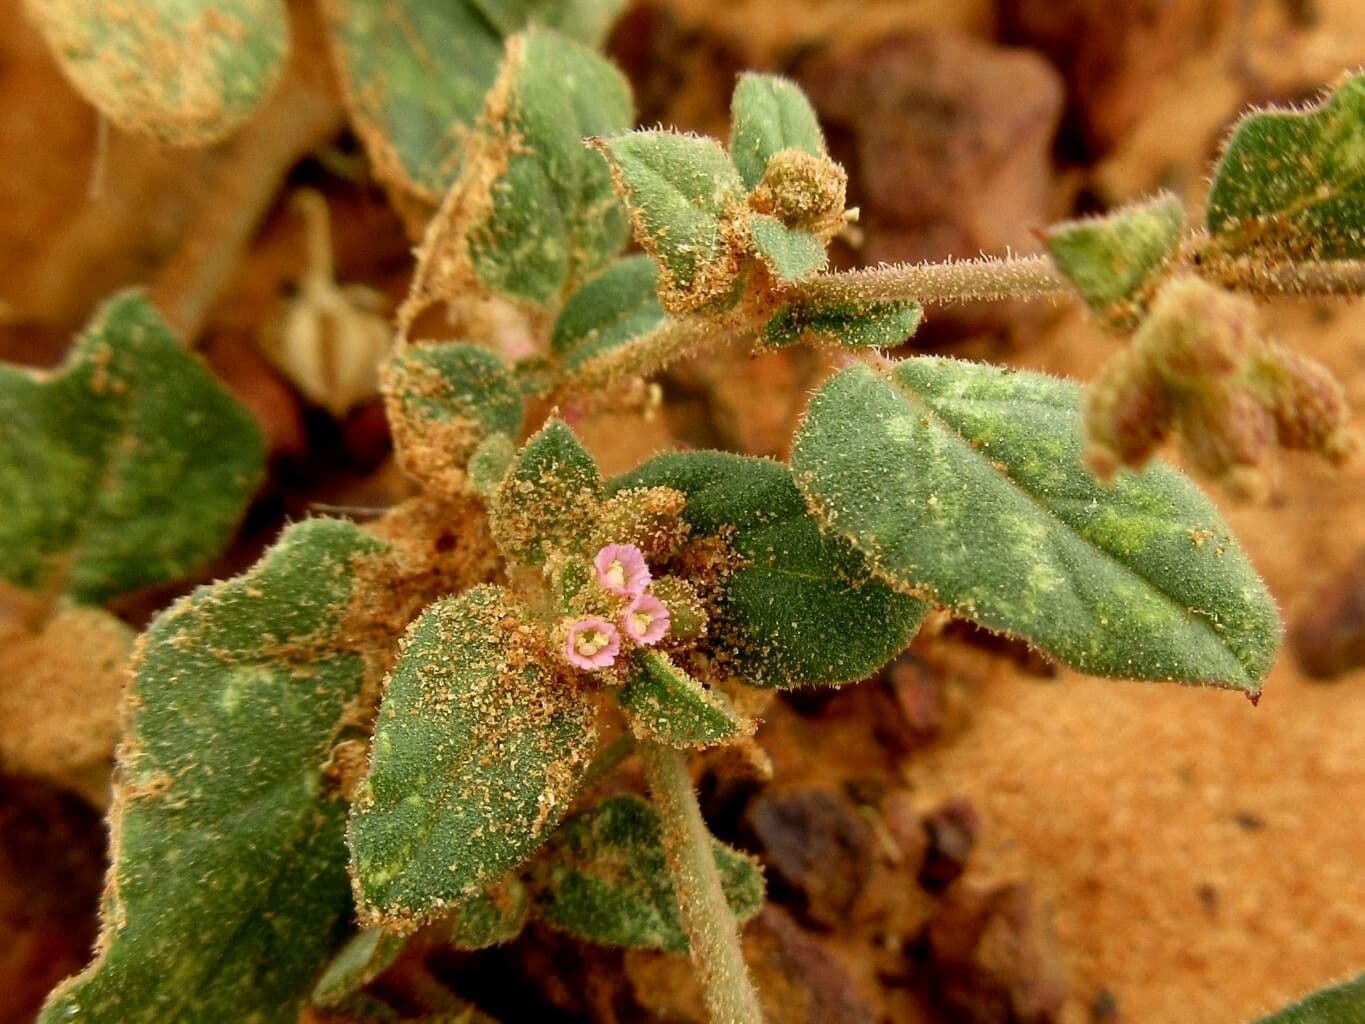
left=563, top=544, right=671, bottom=670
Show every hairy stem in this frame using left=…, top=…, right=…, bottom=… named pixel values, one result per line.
left=639, top=741, right=764, bottom=1024
left=787, top=253, right=1071, bottom=307
left=1199, top=256, right=1365, bottom=297
left=550, top=305, right=765, bottom=406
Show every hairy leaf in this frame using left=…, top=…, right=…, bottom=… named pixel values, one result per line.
left=444, top=877, right=530, bottom=950
left=596, top=131, right=748, bottom=313
left=491, top=419, right=603, bottom=565
left=618, top=650, right=751, bottom=748
left=467, top=432, right=517, bottom=498
left=0, top=291, right=264, bottom=605
left=348, top=585, right=596, bottom=929
left=466, top=28, right=633, bottom=306
left=763, top=297, right=922, bottom=351
left=40, top=519, right=388, bottom=1023
left=1207, top=72, right=1365, bottom=259
left=793, top=358, right=1281, bottom=691
left=614, top=452, right=927, bottom=687
left=27, top=0, right=288, bottom=145
left=729, top=73, right=826, bottom=190
left=312, top=929, right=408, bottom=1008
left=324, top=0, right=626, bottom=202
left=749, top=215, right=828, bottom=281
left=1251, top=975, right=1365, bottom=1023
left=1046, top=192, right=1185, bottom=325
left=382, top=342, right=523, bottom=497
left=552, top=256, right=666, bottom=370
left=528, top=795, right=763, bottom=952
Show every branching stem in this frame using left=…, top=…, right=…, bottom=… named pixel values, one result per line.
left=550, top=302, right=766, bottom=406
left=639, top=741, right=764, bottom=1024
left=786, top=253, right=1071, bottom=307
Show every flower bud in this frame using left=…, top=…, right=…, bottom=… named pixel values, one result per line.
left=1135, top=275, right=1257, bottom=384
left=1248, top=344, right=1356, bottom=464
left=748, top=148, right=847, bottom=235
left=1083, top=351, right=1173, bottom=479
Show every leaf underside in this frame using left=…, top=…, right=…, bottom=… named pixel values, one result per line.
left=792, top=358, right=1281, bottom=691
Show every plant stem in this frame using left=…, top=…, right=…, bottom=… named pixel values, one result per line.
left=1199, top=256, right=1365, bottom=297
left=550, top=308, right=762, bottom=406
left=639, top=741, right=764, bottom=1024
left=786, top=253, right=1071, bottom=307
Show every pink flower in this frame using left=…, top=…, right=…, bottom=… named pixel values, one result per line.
left=621, top=593, right=670, bottom=646
left=565, top=617, right=621, bottom=670
left=594, top=543, right=651, bottom=597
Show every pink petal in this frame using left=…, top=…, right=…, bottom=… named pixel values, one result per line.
left=594, top=543, right=651, bottom=597
left=622, top=592, right=670, bottom=646
left=565, top=616, right=621, bottom=670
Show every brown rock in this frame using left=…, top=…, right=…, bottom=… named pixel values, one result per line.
left=888, top=656, right=946, bottom=745
left=1000, top=0, right=1234, bottom=154
left=626, top=906, right=880, bottom=1024
left=1291, top=547, right=1365, bottom=680
left=919, top=797, right=981, bottom=893
left=923, top=882, right=1067, bottom=1024
left=745, top=787, right=876, bottom=927
left=797, top=31, right=1063, bottom=267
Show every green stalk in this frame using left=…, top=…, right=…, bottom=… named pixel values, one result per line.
left=638, top=741, right=764, bottom=1024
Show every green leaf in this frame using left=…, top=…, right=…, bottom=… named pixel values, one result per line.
left=729, top=73, right=826, bottom=191
left=324, top=0, right=627, bottom=202
left=467, top=28, right=633, bottom=307
left=490, top=419, right=603, bottom=565
left=619, top=650, right=751, bottom=748
left=614, top=452, right=927, bottom=688
left=382, top=342, right=523, bottom=497
left=1250, top=975, right=1365, bottom=1023
left=596, top=130, right=748, bottom=313
left=528, top=795, right=763, bottom=953
left=792, top=358, right=1281, bottom=691
left=467, top=432, right=517, bottom=498
left=0, top=291, right=264, bottom=605
left=28, top=0, right=288, bottom=145
left=1207, top=72, right=1365, bottom=259
left=762, top=296, right=922, bottom=351
left=444, top=877, right=530, bottom=950
left=552, top=256, right=666, bottom=371
left=749, top=215, right=828, bottom=281
left=312, top=929, right=408, bottom=1008
left=1046, top=192, right=1185, bottom=324
left=348, top=585, right=597, bottom=929
left=39, top=519, right=389, bottom=1023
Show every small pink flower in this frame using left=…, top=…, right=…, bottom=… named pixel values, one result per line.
left=594, top=543, right=651, bottom=597
left=565, top=617, right=621, bottom=670
left=621, top=593, right=670, bottom=646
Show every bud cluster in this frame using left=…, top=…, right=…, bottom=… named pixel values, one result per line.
left=1084, top=276, right=1354, bottom=494
left=747, top=148, right=848, bottom=240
